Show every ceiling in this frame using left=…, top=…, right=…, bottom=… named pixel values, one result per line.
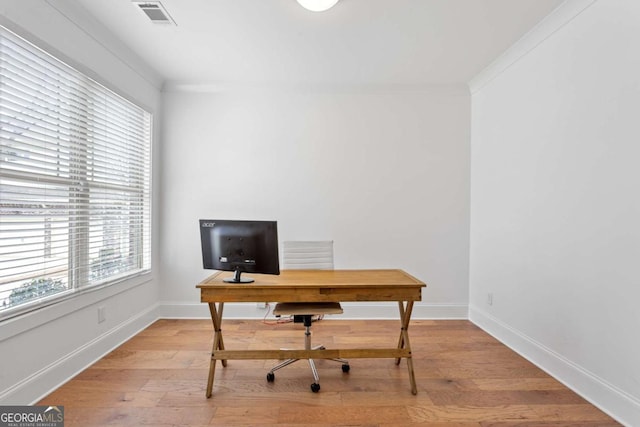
left=74, top=0, right=564, bottom=88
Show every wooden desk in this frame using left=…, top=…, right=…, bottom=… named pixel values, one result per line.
left=197, top=269, right=426, bottom=397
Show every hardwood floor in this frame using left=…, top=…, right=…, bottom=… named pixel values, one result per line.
left=38, top=319, right=620, bottom=426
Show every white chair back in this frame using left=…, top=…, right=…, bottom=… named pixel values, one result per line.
left=282, top=241, right=334, bottom=270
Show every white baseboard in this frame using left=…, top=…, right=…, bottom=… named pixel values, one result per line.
left=469, top=306, right=639, bottom=427
left=0, top=303, right=160, bottom=405
left=158, top=301, right=468, bottom=320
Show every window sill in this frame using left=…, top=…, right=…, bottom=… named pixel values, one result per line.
left=0, top=272, right=154, bottom=342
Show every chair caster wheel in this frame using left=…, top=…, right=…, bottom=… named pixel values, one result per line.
left=266, top=372, right=275, bottom=382
left=310, top=383, right=320, bottom=392
left=342, top=364, right=350, bottom=373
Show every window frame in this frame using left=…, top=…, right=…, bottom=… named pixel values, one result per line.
left=0, top=24, right=153, bottom=321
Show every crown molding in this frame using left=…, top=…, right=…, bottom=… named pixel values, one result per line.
left=162, top=81, right=470, bottom=96
left=468, top=0, right=597, bottom=95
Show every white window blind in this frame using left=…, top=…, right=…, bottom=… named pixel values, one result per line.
left=0, top=25, right=152, bottom=317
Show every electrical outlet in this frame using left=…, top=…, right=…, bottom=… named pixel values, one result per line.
left=487, top=293, right=493, bottom=306
left=98, top=306, right=106, bottom=323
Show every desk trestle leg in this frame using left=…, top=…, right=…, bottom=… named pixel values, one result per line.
left=396, top=301, right=417, bottom=395
left=205, top=299, right=419, bottom=397
left=206, top=302, right=226, bottom=398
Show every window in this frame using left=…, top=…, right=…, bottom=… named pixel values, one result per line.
left=0, top=25, right=152, bottom=318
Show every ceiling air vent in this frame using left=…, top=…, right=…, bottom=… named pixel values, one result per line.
left=132, top=1, right=176, bottom=25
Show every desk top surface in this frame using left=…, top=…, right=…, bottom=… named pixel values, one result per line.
left=197, top=269, right=425, bottom=302
left=197, top=269, right=426, bottom=289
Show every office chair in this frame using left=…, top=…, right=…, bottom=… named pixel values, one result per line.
left=266, top=241, right=350, bottom=392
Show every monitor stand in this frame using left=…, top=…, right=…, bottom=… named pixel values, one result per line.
left=223, top=269, right=255, bottom=283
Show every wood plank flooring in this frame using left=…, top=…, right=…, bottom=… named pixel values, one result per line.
left=38, top=319, right=621, bottom=426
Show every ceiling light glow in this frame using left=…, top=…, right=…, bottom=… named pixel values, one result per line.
left=296, top=0, right=339, bottom=12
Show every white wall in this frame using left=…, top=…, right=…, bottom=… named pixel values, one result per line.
left=160, top=86, right=470, bottom=319
left=469, top=1, right=640, bottom=424
left=5, top=0, right=637, bottom=422
left=0, top=0, right=162, bottom=404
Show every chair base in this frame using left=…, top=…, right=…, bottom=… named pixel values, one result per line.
left=266, top=344, right=350, bottom=392
left=266, top=311, right=349, bottom=392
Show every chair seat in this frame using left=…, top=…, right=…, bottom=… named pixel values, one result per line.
left=273, top=302, right=343, bottom=316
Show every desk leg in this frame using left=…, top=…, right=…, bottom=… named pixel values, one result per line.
left=396, top=301, right=417, bottom=395
left=206, top=302, right=226, bottom=398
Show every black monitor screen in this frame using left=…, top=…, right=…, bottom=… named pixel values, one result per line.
left=199, top=219, right=280, bottom=283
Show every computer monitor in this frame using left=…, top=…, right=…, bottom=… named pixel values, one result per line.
left=199, top=219, right=280, bottom=283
